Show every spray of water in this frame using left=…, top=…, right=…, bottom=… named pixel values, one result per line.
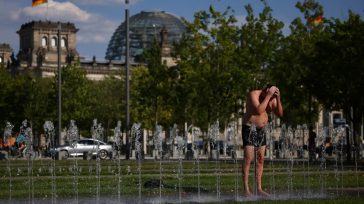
left=4, top=121, right=14, bottom=202
left=208, top=121, right=221, bottom=200
left=176, top=126, right=186, bottom=204
left=132, top=123, right=142, bottom=203
left=43, top=121, right=56, bottom=204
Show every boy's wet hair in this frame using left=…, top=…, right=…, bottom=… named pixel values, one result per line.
left=262, top=84, right=274, bottom=91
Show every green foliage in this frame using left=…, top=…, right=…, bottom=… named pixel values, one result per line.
left=269, top=0, right=326, bottom=126
left=92, top=73, right=125, bottom=135
left=132, top=40, right=173, bottom=129
left=239, top=3, right=284, bottom=88
left=173, top=5, right=245, bottom=129
left=0, top=69, right=55, bottom=134
left=171, top=3, right=285, bottom=130
left=58, top=64, right=94, bottom=133
left=24, top=75, right=56, bottom=132
left=307, top=11, right=364, bottom=135
left=59, top=64, right=125, bottom=137
left=0, top=64, right=126, bottom=137
left=1, top=0, right=364, bottom=138
left=0, top=68, right=14, bottom=125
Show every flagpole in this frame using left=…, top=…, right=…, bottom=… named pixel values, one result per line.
left=57, top=22, right=62, bottom=147
left=46, top=1, right=49, bottom=21
left=125, top=0, right=130, bottom=160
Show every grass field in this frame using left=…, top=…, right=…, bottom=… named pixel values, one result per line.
left=0, top=157, right=363, bottom=203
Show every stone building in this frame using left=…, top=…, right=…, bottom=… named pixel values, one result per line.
left=10, top=11, right=186, bottom=80
left=0, top=43, right=13, bottom=67
left=106, top=11, right=185, bottom=67
left=13, top=21, right=123, bottom=80
left=16, top=21, right=78, bottom=70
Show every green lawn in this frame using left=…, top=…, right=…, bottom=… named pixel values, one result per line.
left=0, top=158, right=363, bottom=203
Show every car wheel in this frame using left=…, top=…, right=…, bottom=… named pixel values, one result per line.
left=61, top=150, right=69, bottom=159
left=98, top=150, right=108, bottom=160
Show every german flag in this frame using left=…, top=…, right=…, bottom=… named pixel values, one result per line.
left=32, top=0, right=48, bottom=7
left=308, top=15, right=323, bottom=26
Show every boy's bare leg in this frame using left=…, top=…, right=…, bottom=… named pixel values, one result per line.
left=243, top=146, right=254, bottom=196
left=256, top=146, right=270, bottom=197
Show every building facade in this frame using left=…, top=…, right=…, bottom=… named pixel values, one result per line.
left=16, top=21, right=78, bottom=70
left=0, top=43, right=12, bottom=67
left=11, top=11, right=185, bottom=79
left=105, top=11, right=186, bottom=63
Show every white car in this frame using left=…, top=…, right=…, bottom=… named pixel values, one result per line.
left=54, top=138, right=112, bottom=159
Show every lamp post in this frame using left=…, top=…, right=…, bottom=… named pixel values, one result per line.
left=125, top=0, right=130, bottom=160
left=57, top=22, right=62, bottom=146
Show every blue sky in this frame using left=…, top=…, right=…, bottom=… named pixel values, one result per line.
left=0, top=0, right=363, bottom=60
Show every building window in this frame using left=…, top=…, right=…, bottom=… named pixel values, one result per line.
left=51, top=37, right=57, bottom=47
left=41, top=36, right=48, bottom=47
left=61, top=37, right=67, bottom=48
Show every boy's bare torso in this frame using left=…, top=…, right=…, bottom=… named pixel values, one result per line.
left=242, top=90, right=276, bottom=128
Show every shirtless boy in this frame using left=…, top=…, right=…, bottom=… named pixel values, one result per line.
left=242, top=85, right=283, bottom=197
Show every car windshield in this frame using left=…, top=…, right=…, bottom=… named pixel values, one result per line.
left=75, top=139, right=105, bottom=146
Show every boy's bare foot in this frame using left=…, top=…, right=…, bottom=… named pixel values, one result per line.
left=244, top=191, right=253, bottom=197
left=258, top=189, right=270, bottom=197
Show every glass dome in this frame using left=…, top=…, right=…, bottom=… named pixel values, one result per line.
left=105, top=11, right=186, bottom=61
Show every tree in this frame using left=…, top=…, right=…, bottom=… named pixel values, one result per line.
left=132, top=40, right=172, bottom=129
left=0, top=69, right=56, bottom=135
left=239, top=2, right=284, bottom=89
left=24, top=76, right=56, bottom=133
left=58, top=64, right=95, bottom=136
left=93, top=72, right=125, bottom=136
left=0, top=67, right=14, bottom=126
left=6, top=72, right=37, bottom=130
left=173, top=5, right=243, bottom=130
left=269, top=0, right=325, bottom=126
left=308, top=11, right=364, bottom=142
